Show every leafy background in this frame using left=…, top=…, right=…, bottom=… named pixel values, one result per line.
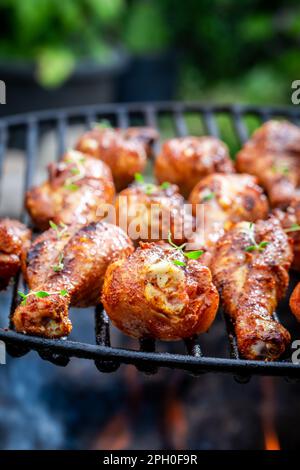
left=0, top=0, right=299, bottom=103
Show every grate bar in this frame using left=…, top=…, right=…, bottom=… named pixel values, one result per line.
left=173, top=107, right=188, bottom=137
left=94, top=305, right=119, bottom=372
left=137, top=338, right=158, bottom=375
left=231, top=108, right=249, bottom=145
left=56, top=113, right=68, bottom=158
left=116, top=107, right=130, bottom=128
left=202, top=109, right=220, bottom=137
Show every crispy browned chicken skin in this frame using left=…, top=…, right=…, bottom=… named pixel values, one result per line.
left=102, top=242, right=219, bottom=341
left=211, top=218, right=292, bottom=360
left=155, top=136, right=234, bottom=198
left=115, top=182, right=193, bottom=245
left=0, top=219, right=31, bottom=290
left=188, top=173, right=269, bottom=265
left=26, top=150, right=115, bottom=230
left=13, top=222, right=133, bottom=338
left=273, top=199, right=300, bottom=271
left=290, top=282, right=300, bottom=322
left=76, top=126, right=158, bottom=191
left=236, top=120, right=300, bottom=208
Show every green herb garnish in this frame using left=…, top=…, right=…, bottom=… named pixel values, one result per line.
left=202, top=191, right=215, bottom=202
left=49, top=220, right=68, bottom=239
left=64, top=183, right=79, bottom=191
left=134, top=172, right=145, bottom=183
left=244, top=222, right=269, bottom=252
left=271, top=165, right=289, bottom=176
left=134, top=174, right=171, bottom=194
left=167, top=231, right=204, bottom=267
left=52, top=253, right=64, bottom=272
left=18, top=289, right=68, bottom=306
left=284, top=223, right=300, bottom=233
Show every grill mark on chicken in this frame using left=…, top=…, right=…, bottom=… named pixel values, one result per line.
left=211, top=217, right=292, bottom=361
left=12, top=222, right=133, bottom=338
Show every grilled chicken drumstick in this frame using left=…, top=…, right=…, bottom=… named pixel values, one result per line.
left=155, top=136, right=234, bottom=197
left=13, top=222, right=133, bottom=338
left=76, top=126, right=158, bottom=191
left=0, top=219, right=31, bottom=290
left=26, top=150, right=115, bottom=230
left=188, top=173, right=269, bottom=265
left=115, top=179, right=193, bottom=245
left=236, top=120, right=300, bottom=208
left=273, top=199, right=300, bottom=271
left=211, top=218, right=292, bottom=360
left=102, top=242, right=219, bottom=341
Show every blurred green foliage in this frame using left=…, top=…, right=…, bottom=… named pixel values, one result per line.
left=0, top=0, right=300, bottom=104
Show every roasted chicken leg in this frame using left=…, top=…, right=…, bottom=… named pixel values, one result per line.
left=26, top=150, right=115, bottom=230
left=102, top=242, right=219, bottom=341
left=211, top=218, right=292, bottom=360
left=236, top=120, right=300, bottom=208
left=13, top=222, right=133, bottom=338
left=0, top=219, right=31, bottom=290
left=188, top=173, right=269, bottom=265
left=155, top=136, right=234, bottom=197
left=76, top=126, right=158, bottom=191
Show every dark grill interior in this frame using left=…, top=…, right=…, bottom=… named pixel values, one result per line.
left=1, top=101, right=300, bottom=382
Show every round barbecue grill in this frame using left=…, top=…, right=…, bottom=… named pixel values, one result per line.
left=1, top=101, right=300, bottom=382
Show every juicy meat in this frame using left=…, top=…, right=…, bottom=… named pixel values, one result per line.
left=115, top=182, right=193, bottom=245
left=76, top=126, right=158, bottom=191
left=155, top=136, right=234, bottom=198
left=211, top=218, right=292, bottom=360
left=236, top=120, right=300, bottom=208
left=0, top=219, right=31, bottom=289
left=26, top=150, right=115, bottom=230
left=13, top=222, right=134, bottom=338
left=102, top=242, right=219, bottom=341
left=188, top=173, right=269, bottom=265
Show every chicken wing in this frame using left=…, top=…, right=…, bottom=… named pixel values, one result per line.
left=188, top=173, right=269, bottom=265
left=211, top=218, right=292, bottom=360
left=236, top=120, right=300, bottom=208
left=0, top=219, right=31, bottom=290
left=102, top=241, right=219, bottom=341
left=13, top=222, right=134, bottom=338
left=115, top=180, right=193, bottom=245
left=25, top=150, right=115, bottom=230
left=76, top=126, right=158, bottom=190
left=155, top=136, right=234, bottom=197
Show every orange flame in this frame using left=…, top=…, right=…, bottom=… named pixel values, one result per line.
left=260, top=377, right=280, bottom=450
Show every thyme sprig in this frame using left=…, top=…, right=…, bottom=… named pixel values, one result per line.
left=284, top=223, right=300, bottom=233
left=18, top=289, right=68, bottom=306
left=244, top=222, right=269, bottom=252
left=64, top=155, right=86, bottom=191
left=202, top=191, right=215, bottom=202
left=167, top=231, right=204, bottom=267
left=49, top=221, right=68, bottom=239
left=134, top=173, right=170, bottom=195
left=52, top=253, right=64, bottom=272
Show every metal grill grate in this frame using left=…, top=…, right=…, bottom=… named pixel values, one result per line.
left=1, top=101, right=300, bottom=381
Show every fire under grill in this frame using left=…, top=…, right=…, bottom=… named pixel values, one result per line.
left=1, top=101, right=300, bottom=382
